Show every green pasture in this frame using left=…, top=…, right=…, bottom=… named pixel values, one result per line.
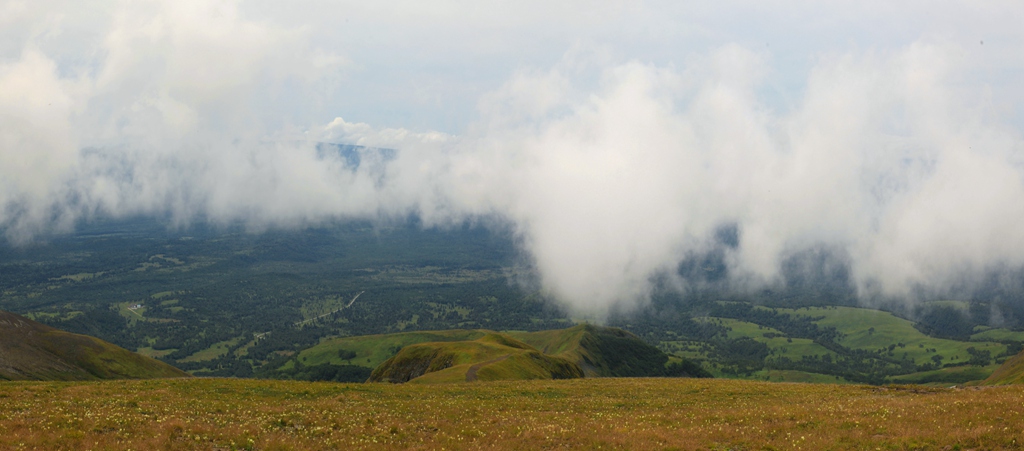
left=779, top=306, right=1009, bottom=366
left=507, top=325, right=589, bottom=356
left=288, top=329, right=486, bottom=370
left=971, top=327, right=1024, bottom=342
left=180, top=336, right=245, bottom=363
left=704, top=317, right=838, bottom=361
left=715, top=317, right=783, bottom=338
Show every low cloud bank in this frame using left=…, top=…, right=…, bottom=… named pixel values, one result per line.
left=3, top=2, right=1024, bottom=316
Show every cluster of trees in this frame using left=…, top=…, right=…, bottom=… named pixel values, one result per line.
left=914, top=305, right=976, bottom=340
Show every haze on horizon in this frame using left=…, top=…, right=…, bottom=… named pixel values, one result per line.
left=3, top=0, right=1024, bottom=315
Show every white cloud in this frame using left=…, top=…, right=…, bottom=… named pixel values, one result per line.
left=430, top=42, right=1024, bottom=314
left=2, top=1, right=1024, bottom=315
left=0, top=48, right=80, bottom=238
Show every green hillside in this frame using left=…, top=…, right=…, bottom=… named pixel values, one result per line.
left=981, top=348, right=1024, bottom=385
left=316, top=324, right=711, bottom=383
left=657, top=302, right=1024, bottom=384
left=510, top=324, right=705, bottom=377
left=272, top=324, right=710, bottom=383
left=0, top=311, right=189, bottom=380
left=780, top=306, right=1007, bottom=367
left=368, top=332, right=583, bottom=383
left=283, top=329, right=487, bottom=370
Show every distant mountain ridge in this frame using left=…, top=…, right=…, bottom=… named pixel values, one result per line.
left=0, top=311, right=189, bottom=381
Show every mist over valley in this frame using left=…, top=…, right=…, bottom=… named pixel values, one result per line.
left=4, top=1, right=1024, bottom=449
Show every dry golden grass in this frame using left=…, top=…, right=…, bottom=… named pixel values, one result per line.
left=0, top=377, right=1022, bottom=450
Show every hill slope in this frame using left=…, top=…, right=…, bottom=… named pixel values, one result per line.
left=364, top=325, right=710, bottom=383
left=982, top=348, right=1024, bottom=385
left=0, top=311, right=189, bottom=380
left=511, top=324, right=704, bottom=377
left=368, top=332, right=583, bottom=383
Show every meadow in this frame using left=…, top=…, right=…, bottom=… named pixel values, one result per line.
left=1, top=378, right=1022, bottom=450
left=780, top=307, right=1009, bottom=366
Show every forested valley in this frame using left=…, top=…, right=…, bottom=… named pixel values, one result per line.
left=3, top=218, right=1023, bottom=384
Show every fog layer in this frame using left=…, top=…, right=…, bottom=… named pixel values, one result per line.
left=3, top=1, right=1024, bottom=315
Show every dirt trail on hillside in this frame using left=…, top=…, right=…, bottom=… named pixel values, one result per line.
left=465, top=355, right=510, bottom=382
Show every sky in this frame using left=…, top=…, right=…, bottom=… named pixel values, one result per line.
left=3, top=0, right=1024, bottom=315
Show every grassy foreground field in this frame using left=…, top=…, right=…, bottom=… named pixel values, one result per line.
left=1, top=378, right=1023, bottom=450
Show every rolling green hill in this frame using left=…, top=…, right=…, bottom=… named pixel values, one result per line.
left=368, top=332, right=584, bottom=383
left=0, top=311, right=189, bottom=381
left=510, top=324, right=701, bottom=377
left=281, top=329, right=488, bottom=370
left=291, top=324, right=710, bottom=383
